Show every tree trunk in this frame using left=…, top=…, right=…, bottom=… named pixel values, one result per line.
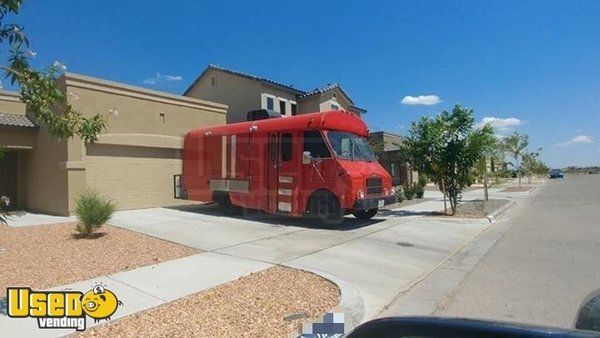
left=483, top=162, right=489, bottom=202
left=441, top=180, right=448, bottom=215
left=449, top=194, right=457, bottom=215
left=517, top=158, right=521, bottom=187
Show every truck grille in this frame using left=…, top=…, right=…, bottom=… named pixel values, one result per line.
left=366, top=177, right=383, bottom=196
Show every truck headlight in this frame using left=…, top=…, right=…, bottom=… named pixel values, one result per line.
left=356, top=190, right=365, bottom=199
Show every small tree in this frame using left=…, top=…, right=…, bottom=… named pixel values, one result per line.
left=502, top=132, right=529, bottom=186
left=1, top=0, right=107, bottom=143
left=75, top=190, right=115, bottom=238
left=522, top=148, right=547, bottom=183
left=474, top=136, right=500, bottom=201
left=405, top=104, right=494, bottom=215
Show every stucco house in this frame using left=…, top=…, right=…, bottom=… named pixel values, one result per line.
left=184, top=65, right=367, bottom=123
left=369, top=131, right=416, bottom=187
left=0, top=73, right=227, bottom=216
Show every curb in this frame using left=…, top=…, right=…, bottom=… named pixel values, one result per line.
left=485, top=199, right=516, bottom=224
left=282, top=265, right=365, bottom=330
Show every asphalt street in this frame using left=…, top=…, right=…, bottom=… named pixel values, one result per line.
left=436, top=174, right=600, bottom=328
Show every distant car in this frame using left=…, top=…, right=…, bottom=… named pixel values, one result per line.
left=550, top=169, right=564, bottom=178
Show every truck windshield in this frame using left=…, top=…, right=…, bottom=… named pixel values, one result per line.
left=327, top=131, right=376, bottom=162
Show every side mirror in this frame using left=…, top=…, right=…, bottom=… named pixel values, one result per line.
left=302, top=151, right=313, bottom=164
left=575, top=290, right=600, bottom=332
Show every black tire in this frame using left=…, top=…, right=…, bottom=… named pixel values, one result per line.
left=353, top=208, right=378, bottom=220
left=215, top=193, right=240, bottom=216
left=310, top=190, right=344, bottom=227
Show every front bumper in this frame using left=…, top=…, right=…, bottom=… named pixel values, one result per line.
left=353, top=195, right=396, bottom=210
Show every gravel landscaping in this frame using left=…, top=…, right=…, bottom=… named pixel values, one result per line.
left=431, top=199, right=510, bottom=218
left=0, top=222, right=197, bottom=291
left=78, top=266, right=340, bottom=338
left=501, top=185, right=533, bottom=192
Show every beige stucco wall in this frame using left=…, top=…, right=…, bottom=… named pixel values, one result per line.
left=0, top=90, right=26, bottom=115
left=0, top=127, right=37, bottom=149
left=298, top=88, right=353, bottom=114
left=185, top=69, right=298, bottom=123
left=297, top=95, right=320, bottom=114
left=21, top=126, right=70, bottom=215
left=60, top=73, right=227, bottom=214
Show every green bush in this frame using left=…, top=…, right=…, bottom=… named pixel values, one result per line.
left=394, top=186, right=404, bottom=203
left=404, top=185, right=416, bottom=200
left=417, top=173, right=428, bottom=188
left=75, top=190, right=115, bottom=238
left=414, top=184, right=425, bottom=199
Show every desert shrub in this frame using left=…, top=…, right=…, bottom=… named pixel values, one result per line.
left=417, top=173, right=428, bottom=188
left=75, top=190, right=115, bottom=238
left=394, top=186, right=404, bottom=203
left=414, top=184, right=425, bottom=199
left=404, top=185, right=416, bottom=200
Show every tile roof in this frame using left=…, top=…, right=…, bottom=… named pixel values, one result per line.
left=297, top=83, right=355, bottom=105
left=186, top=64, right=305, bottom=95
left=0, top=112, right=37, bottom=128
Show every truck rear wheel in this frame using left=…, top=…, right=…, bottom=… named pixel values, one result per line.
left=310, top=190, right=344, bottom=226
left=215, top=192, right=240, bottom=216
left=353, top=208, right=378, bottom=220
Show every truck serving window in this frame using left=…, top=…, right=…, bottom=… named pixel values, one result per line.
left=327, top=131, right=376, bottom=161
left=281, top=133, right=292, bottom=161
left=303, top=130, right=331, bottom=158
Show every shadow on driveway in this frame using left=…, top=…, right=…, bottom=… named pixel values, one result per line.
left=164, top=203, right=394, bottom=231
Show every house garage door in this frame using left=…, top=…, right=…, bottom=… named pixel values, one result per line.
left=86, top=144, right=187, bottom=210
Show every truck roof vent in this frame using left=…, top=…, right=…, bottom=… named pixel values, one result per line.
left=246, top=109, right=282, bottom=121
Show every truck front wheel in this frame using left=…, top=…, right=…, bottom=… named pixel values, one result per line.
left=352, top=208, right=378, bottom=220
left=310, top=190, right=344, bottom=226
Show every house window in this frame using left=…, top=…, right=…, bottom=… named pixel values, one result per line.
left=390, top=162, right=396, bottom=176
left=279, top=100, right=286, bottom=115
left=267, top=97, right=274, bottom=110
left=291, top=103, right=297, bottom=116
left=281, top=133, right=293, bottom=161
left=210, top=76, right=216, bottom=87
left=332, top=92, right=337, bottom=99
left=331, top=104, right=339, bottom=110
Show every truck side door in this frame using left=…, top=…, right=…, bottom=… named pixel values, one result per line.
left=267, top=132, right=297, bottom=214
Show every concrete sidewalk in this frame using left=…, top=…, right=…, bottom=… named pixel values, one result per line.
left=0, top=252, right=272, bottom=337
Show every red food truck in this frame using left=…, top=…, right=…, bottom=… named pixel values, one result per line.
left=176, top=110, right=396, bottom=225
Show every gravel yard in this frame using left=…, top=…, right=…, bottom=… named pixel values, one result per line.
left=430, top=199, right=510, bottom=218
left=501, top=185, right=534, bottom=192
left=0, top=222, right=197, bottom=291
left=78, top=266, right=340, bottom=338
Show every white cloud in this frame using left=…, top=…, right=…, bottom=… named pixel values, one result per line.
left=477, top=117, right=523, bottom=132
left=556, top=135, right=594, bottom=147
left=401, top=95, right=441, bottom=106
left=143, top=73, right=183, bottom=85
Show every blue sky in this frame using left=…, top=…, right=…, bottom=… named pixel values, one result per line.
left=6, top=0, right=600, bottom=167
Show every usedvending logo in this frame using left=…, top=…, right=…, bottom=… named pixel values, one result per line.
left=6, top=283, right=122, bottom=331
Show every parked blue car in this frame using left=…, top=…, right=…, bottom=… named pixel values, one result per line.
left=550, top=169, right=564, bottom=178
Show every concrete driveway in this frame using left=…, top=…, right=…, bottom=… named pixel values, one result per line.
left=109, top=192, right=494, bottom=324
